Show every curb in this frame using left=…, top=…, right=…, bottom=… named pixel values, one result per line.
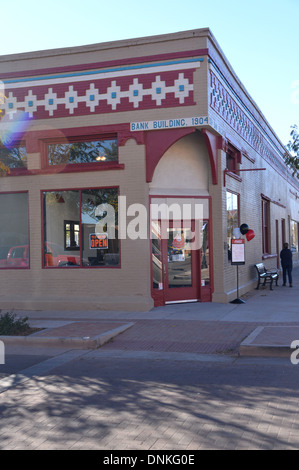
left=239, top=325, right=296, bottom=358
left=0, top=322, right=135, bottom=349
left=239, top=344, right=292, bottom=358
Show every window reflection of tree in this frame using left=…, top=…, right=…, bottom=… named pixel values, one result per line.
left=0, top=145, right=27, bottom=168
left=48, top=139, right=118, bottom=165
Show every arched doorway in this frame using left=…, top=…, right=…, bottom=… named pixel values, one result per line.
left=149, top=131, right=212, bottom=306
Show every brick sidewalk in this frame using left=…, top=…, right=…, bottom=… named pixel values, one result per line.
left=101, top=320, right=258, bottom=355
left=27, top=318, right=299, bottom=356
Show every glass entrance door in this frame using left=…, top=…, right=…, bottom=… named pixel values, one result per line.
left=151, top=220, right=198, bottom=303
left=167, top=227, right=192, bottom=289
left=151, top=201, right=211, bottom=306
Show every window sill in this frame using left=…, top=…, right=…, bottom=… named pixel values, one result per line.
left=226, top=170, right=242, bottom=181
left=10, top=162, right=125, bottom=176
left=4, top=168, right=29, bottom=176
left=43, top=265, right=121, bottom=269
left=223, top=169, right=242, bottom=186
left=51, top=162, right=124, bottom=174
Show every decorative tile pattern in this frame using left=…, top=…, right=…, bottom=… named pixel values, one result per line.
left=1, top=62, right=198, bottom=120
left=210, top=71, right=285, bottom=173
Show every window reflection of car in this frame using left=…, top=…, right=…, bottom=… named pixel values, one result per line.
left=44, top=242, right=90, bottom=267
left=6, top=245, right=29, bottom=267
left=3, top=243, right=90, bottom=268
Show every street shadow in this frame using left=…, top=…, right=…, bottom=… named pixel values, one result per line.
left=0, top=354, right=299, bottom=449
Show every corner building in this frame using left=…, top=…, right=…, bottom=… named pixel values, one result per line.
left=0, top=29, right=298, bottom=311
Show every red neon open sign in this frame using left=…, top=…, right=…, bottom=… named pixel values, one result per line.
left=89, top=233, right=108, bottom=249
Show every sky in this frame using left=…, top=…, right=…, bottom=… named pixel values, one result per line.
left=0, top=0, right=298, bottom=147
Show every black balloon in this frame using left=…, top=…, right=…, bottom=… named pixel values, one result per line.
left=240, top=223, right=249, bottom=235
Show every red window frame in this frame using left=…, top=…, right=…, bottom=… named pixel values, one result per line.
left=41, top=133, right=120, bottom=174
left=226, top=143, right=241, bottom=174
left=0, top=141, right=29, bottom=176
left=41, top=186, right=121, bottom=269
left=262, top=197, right=270, bottom=254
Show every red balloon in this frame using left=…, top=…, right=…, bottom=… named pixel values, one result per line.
left=246, top=229, right=255, bottom=241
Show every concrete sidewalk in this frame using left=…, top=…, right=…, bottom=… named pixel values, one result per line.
left=1, top=266, right=299, bottom=358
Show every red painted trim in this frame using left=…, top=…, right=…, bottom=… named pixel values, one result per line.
left=261, top=192, right=286, bottom=209
left=35, top=163, right=125, bottom=176
left=27, top=123, right=139, bottom=150
left=27, top=123, right=132, bottom=151
left=1, top=49, right=209, bottom=80
left=4, top=167, right=30, bottom=177
left=201, top=128, right=224, bottom=185
left=242, top=150, right=256, bottom=163
left=4, top=164, right=125, bottom=177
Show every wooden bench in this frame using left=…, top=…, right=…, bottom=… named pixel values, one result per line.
left=255, top=263, right=279, bottom=290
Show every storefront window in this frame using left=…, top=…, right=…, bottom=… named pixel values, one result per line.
left=226, top=191, right=239, bottom=259
left=47, top=138, right=118, bottom=166
left=0, top=192, right=29, bottom=268
left=0, top=144, right=27, bottom=168
left=42, top=188, right=119, bottom=267
left=290, top=220, right=299, bottom=252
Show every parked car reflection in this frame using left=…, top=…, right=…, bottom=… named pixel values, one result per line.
left=0, top=242, right=90, bottom=267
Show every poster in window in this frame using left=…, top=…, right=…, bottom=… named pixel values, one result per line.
left=231, top=239, right=245, bottom=265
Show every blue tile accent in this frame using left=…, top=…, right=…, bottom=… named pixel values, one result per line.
left=48, top=99, right=54, bottom=105
left=69, top=96, right=74, bottom=103
left=179, top=85, right=185, bottom=92
left=133, top=90, right=139, bottom=96
left=8, top=103, right=13, bottom=109
left=3, top=58, right=204, bottom=85
left=156, top=88, right=161, bottom=94
left=111, top=92, right=117, bottom=99
left=28, top=100, right=33, bottom=107
left=90, top=94, right=95, bottom=101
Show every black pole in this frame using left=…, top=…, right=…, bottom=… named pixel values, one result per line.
left=230, top=264, right=245, bottom=304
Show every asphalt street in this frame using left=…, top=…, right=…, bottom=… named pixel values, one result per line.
left=0, top=347, right=299, bottom=450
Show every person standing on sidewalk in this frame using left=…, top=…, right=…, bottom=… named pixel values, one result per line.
left=280, top=242, right=293, bottom=287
